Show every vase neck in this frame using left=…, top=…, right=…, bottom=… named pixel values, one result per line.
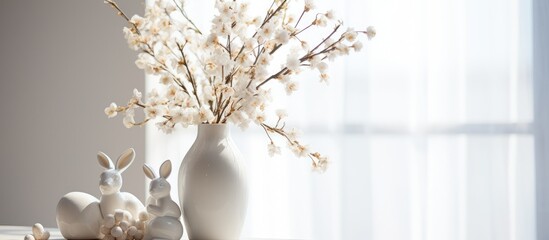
left=197, top=124, right=230, bottom=140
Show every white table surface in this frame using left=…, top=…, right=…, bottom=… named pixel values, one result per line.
left=0, top=226, right=63, bottom=240
left=0, top=226, right=301, bottom=240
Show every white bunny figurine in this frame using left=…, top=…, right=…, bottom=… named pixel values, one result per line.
left=98, top=148, right=145, bottom=223
left=143, top=160, right=183, bottom=240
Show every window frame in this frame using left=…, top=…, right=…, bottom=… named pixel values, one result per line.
left=534, top=0, right=549, bottom=239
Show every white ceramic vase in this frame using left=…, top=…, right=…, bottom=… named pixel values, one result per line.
left=178, top=124, right=248, bottom=240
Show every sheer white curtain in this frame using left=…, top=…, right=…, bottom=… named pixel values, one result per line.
left=146, top=0, right=536, bottom=239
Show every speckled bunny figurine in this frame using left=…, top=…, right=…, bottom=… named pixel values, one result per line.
left=143, top=160, right=183, bottom=240
left=97, top=148, right=145, bottom=223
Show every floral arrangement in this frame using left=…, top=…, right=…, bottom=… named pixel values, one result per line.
left=103, top=0, right=375, bottom=172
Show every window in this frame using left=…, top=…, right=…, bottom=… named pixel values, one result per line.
left=146, top=0, right=537, bottom=239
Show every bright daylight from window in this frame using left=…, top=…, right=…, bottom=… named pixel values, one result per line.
left=147, top=0, right=536, bottom=239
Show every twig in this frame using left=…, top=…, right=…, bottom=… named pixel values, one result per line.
left=171, top=0, right=202, bottom=34
left=177, top=43, right=202, bottom=107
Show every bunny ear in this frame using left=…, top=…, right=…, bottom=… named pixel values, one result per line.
left=116, top=148, right=135, bottom=172
left=159, top=160, right=172, bottom=179
left=143, top=164, right=156, bottom=180
left=97, top=152, right=114, bottom=169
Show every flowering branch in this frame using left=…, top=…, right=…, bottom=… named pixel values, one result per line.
left=171, top=0, right=202, bottom=34
left=176, top=43, right=202, bottom=108
left=104, top=0, right=140, bottom=34
left=103, top=0, right=375, bottom=172
left=233, top=0, right=288, bottom=62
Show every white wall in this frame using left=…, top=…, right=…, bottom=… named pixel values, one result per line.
left=0, top=0, right=146, bottom=227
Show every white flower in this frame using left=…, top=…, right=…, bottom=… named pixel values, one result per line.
left=276, top=109, right=288, bottom=119
left=132, top=88, right=142, bottom=100
left=145, top=106, right=161, bottom=118
left=277, top=74, right=290, bottom=83
left=169, top=107, right=182, bottom=120
left=185, top=108, right=198, bottom=125
left=267, top=142, right=281, bottom=157
left=275, top=30, right=290, bottom=44
left=205, top=60, right=217, bottom=75
left=123, top=113, right=135, bottom=129
left=344, top=29, right=358, bottom=42
left=286, top=54, right=300, bottom=72
left=236, top=53, right=253, bottom=68
left=135, top=58, right=148, bottom=70
left=317, top=62, right=328, bottom=73
left=129, top=15, right=145, bottom=28
left=250, top=16, right=262, bottom=26
left=291, top=143, right=310, bottom=158
left=366, top=26, right=376, bottom=40
left=243, top=39, right=256, bottom=51
left=320, top=73, right=329, bottom=83
left=213, top=48, right=231, bottom=66
left=221, top=85, right=235, bottom=97
left=165, top=3, right=177, bottom=13
left=205, top=33, right=219, bottom=47
left=304, top=0, right=316, bottom=11
left=158, top=17, right=171, bottom=30
left=159, top=75, right=171, bottom=85
left=325, top=10, right=335, bottom=20
left=181, top=95, right=198, bottom=108
left=352, top=41, right=363, bottom=51
left=228, top=110, right=251, bottom=130
left=337, top=43, right=350, bottom=55
left=262, top=40, right=275, bottom=53
left=198, top=107, right=215, bottom=123
left=126, top=33, right=141, bottom=51
left=156, top=120, right=174, bottom=134
left=202, top=85, right=215, bottom=101
left=287, top=128, right=301, bottom=140
left=166, top=85, right=178, bottom=99
left=328, top=49, right=341, bottom=61
left=148, top=88, right=159, bottom=98
left=324, top=38, right=335, bottom=47
left=314, top=15, right=328, bottom=27
left=257, top=53, right=273, bottom=66
left=286, top=14, right=297, bottom=24
left=313, top=156, right=329, bottom=173
left=254, top=112, right=266, bottom=124
left=172, top=107, right=196, bottom=127
left=285, top=81, right=299, bottom=95
left=258, top=22, right=275, bottom=39
left=104, top=103, right=118, bottom=118
left=309, top=55, right=322, bottom=69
